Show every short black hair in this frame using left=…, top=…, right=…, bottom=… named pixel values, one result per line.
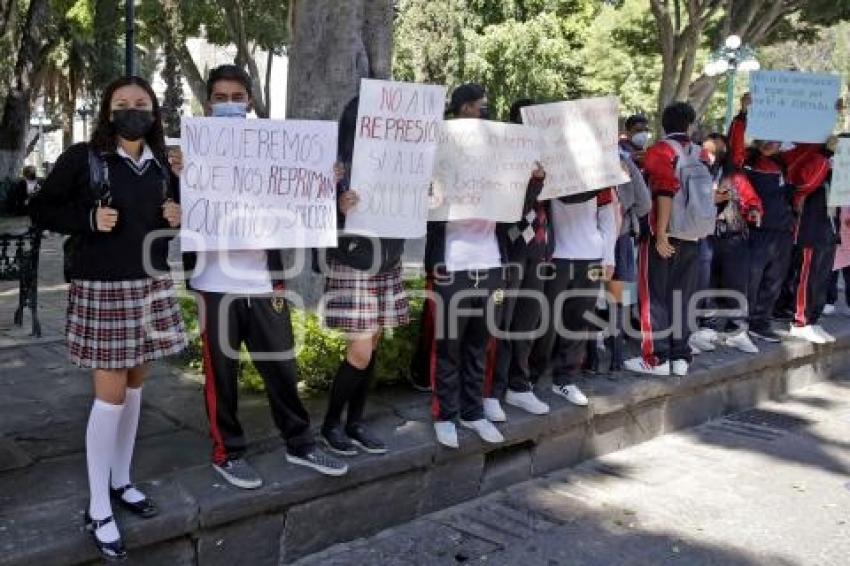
left=448, top=83, right=486, bottom=116
left=509, top=99, right=534, bottom=124
left=661, top=102, right=696, bottom=134
left=206, top=65, right=252, bottom=101
left=625, top=114, right=649, bottom=131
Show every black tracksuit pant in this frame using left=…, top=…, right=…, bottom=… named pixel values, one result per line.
left=827, top=265, right=850, bottom=306
left=706, top=233, right=751, bottom=332
left=637, top=237, right=699, bottom=364
left=747, top=229, right=793, bottom=331
left=530, top=259, right=602, bottom=386
left=430, top=268, right=504, bottom=422
left=787, top=245, right=835, bottom=327
left=485, top=256, right=549, bottom=397
left=199, top=292, right=314, bottom=465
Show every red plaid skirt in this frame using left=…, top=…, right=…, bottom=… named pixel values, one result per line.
left=66, top=277, right=187, bottom=369
left=321, top=261, right=410, bottom=333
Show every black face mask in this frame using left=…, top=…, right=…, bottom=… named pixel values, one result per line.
left=112, top=109, right=155, bottom=142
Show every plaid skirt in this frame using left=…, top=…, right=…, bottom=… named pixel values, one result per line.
left=321, top=261, right=410, bottom=333
left=67, top=277, right=187, bottom=369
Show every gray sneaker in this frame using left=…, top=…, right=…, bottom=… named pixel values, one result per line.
left=212, top=458, right=263, bottom=490
left=286, top=448, right=349, bottom=477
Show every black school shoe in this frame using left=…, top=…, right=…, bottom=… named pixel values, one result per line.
left=84, top=512, right=127, bottom=561
left=346, top=424, right=388, bottom=455
left=110, top=484, right=158, bottom=518
left=749, top=325, right=781, bottom=343
left=321, top=426, right=358, bottom=456
left=286, top=447, right=349, bottom=476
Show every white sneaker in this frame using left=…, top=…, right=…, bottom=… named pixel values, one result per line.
left=505, top=390, right=550, bottom=415
left=723, top=330, right=759, bottom=354
left=624, top=357, right=671, bottom=376
left=483, top=398, right=507, bottom=422
left=551, top=384, right=589, bottom=407
left=459, top=419, right=504, bottom=444
left=813, top=324, right=836, bottom=343
left=823, top=304, right=837, bottom=316
left=434, top=421, right=459, bottom=449
left=690, top=344, right=702, bottom=355
left=671, top=359, right=689, bottom=376
left=689, top=329, right=717, bottom=352
left=789, top=324, right=827, bottom=344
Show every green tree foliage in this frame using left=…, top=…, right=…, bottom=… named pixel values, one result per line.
left=394, top=0, right=597, bottom=119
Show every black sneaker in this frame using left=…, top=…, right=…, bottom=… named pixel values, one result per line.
left=212, top=458, right=263, bottom=490
left=286, top=447, right=349, bottom=476
left=321, top=426, right=358, bottom=456
left=346, top=424, right=388, bottom=455
left=749, top=326, right=781, bottom=343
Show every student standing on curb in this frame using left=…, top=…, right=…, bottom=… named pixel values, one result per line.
left=181, top=65, right=347, bottom=490
left=427, top=84, right=508, bottom=448
left=30, top=76, right=187, bottom=561
left=483, top=99, right=551, bottom=419
left=317, top=96, right=410, bottom=457
left=625, top=102, right=713, bottom=377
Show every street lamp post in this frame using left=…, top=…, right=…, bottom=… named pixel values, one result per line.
left=705, top=35, right=760, bottom=132
left=125, top=0, right=136, bottom=76
left=29, top=108, right=52, bottom=176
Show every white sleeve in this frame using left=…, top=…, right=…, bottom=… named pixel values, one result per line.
left=598, top=203, right=618, bottom=267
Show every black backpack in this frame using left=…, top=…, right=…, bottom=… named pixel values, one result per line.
left=62, top=149, right=110, bottom=282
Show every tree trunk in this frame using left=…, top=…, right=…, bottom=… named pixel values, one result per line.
left=285, top=0, right=394, bottom=304
left=287, top=0, right=393, bottom=121
left=0, top=0, right=50, bottom=180
left=161, top=36, right=184, bottom=138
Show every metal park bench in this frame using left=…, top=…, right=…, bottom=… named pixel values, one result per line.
left=0, top=227, right=42, bottom=337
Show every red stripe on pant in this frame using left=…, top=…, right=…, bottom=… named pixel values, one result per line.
left=482, top=337, right=498, bottom=398
left=425, top=278, right=441, bottom=420
left=794, top=247, right=814, bottom=327
left=200, top=296, right=228, bottom=465
left=637, top=239, right=657, bottom=365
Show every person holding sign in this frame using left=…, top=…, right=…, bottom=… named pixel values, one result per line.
left=776, top=142, right=837, bottom=343
left=728, top=93, right=751, bottom=169
left=483, top=99, right=551, bottom=418
left=426, top=83, right=509, bottom=449
left=29, top=76, right=187, bottom=561
left=625, top=102, right=713, bottom=377
left=181, top=65, right=348, bottom=490
left=317, top=96, right=410, bottom=457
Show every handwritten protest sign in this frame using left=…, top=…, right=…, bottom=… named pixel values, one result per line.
left=521, top=96, right=628, bottom=199
left=180, top=117, right=338, bottom=251
left=748, top=71, right=841, bottom=143
left=428, top=120, right=541, bottom=222
left=345, top=79, right=447, bottom=238
left=829, top=137, right=850, bottom=207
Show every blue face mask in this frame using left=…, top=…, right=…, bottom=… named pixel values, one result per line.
left=211, top=102, right=249, bottom=118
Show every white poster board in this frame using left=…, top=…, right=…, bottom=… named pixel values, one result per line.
left=180, top=117, right=338, bottom=251
left=829, top=138, right=850, bottom=207
left=428, top=120, right=541, bottom=222
left=345, top=79, right=447, bottom=238
left=748, top=71, right=841, bottom=143
left=521, top=96, right=628, bottom=199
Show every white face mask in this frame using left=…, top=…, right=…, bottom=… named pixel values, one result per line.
left=631, top=131, right=651, bottom=149
left=211, top=101, right=249, bottom=118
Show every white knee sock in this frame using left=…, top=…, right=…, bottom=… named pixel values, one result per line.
left=111, top=387, right=145, bottom=504
left=86, top=399, right=123, bottom=542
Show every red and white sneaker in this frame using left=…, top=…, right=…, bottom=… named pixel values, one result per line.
left=624, top=357, right=671, bottom=376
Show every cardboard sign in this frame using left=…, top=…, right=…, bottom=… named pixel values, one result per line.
left=521, top=96, right=628, bottom=199
left=748, top=71, right=841, bottom=143
left=829, top=138, right=850, bottom=207
left=428, top=119, right=541, bottom=222
left=180, top=117, right=338, bottom=251
left=345, top=79, right=447, bottom=238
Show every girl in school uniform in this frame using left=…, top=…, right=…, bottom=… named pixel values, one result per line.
left=30, top=76, right=186, bottom=560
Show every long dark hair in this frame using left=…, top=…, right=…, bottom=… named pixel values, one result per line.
left=90, top=76, right=167, bottom=162
left=338, top=96, right=359, bottom=164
